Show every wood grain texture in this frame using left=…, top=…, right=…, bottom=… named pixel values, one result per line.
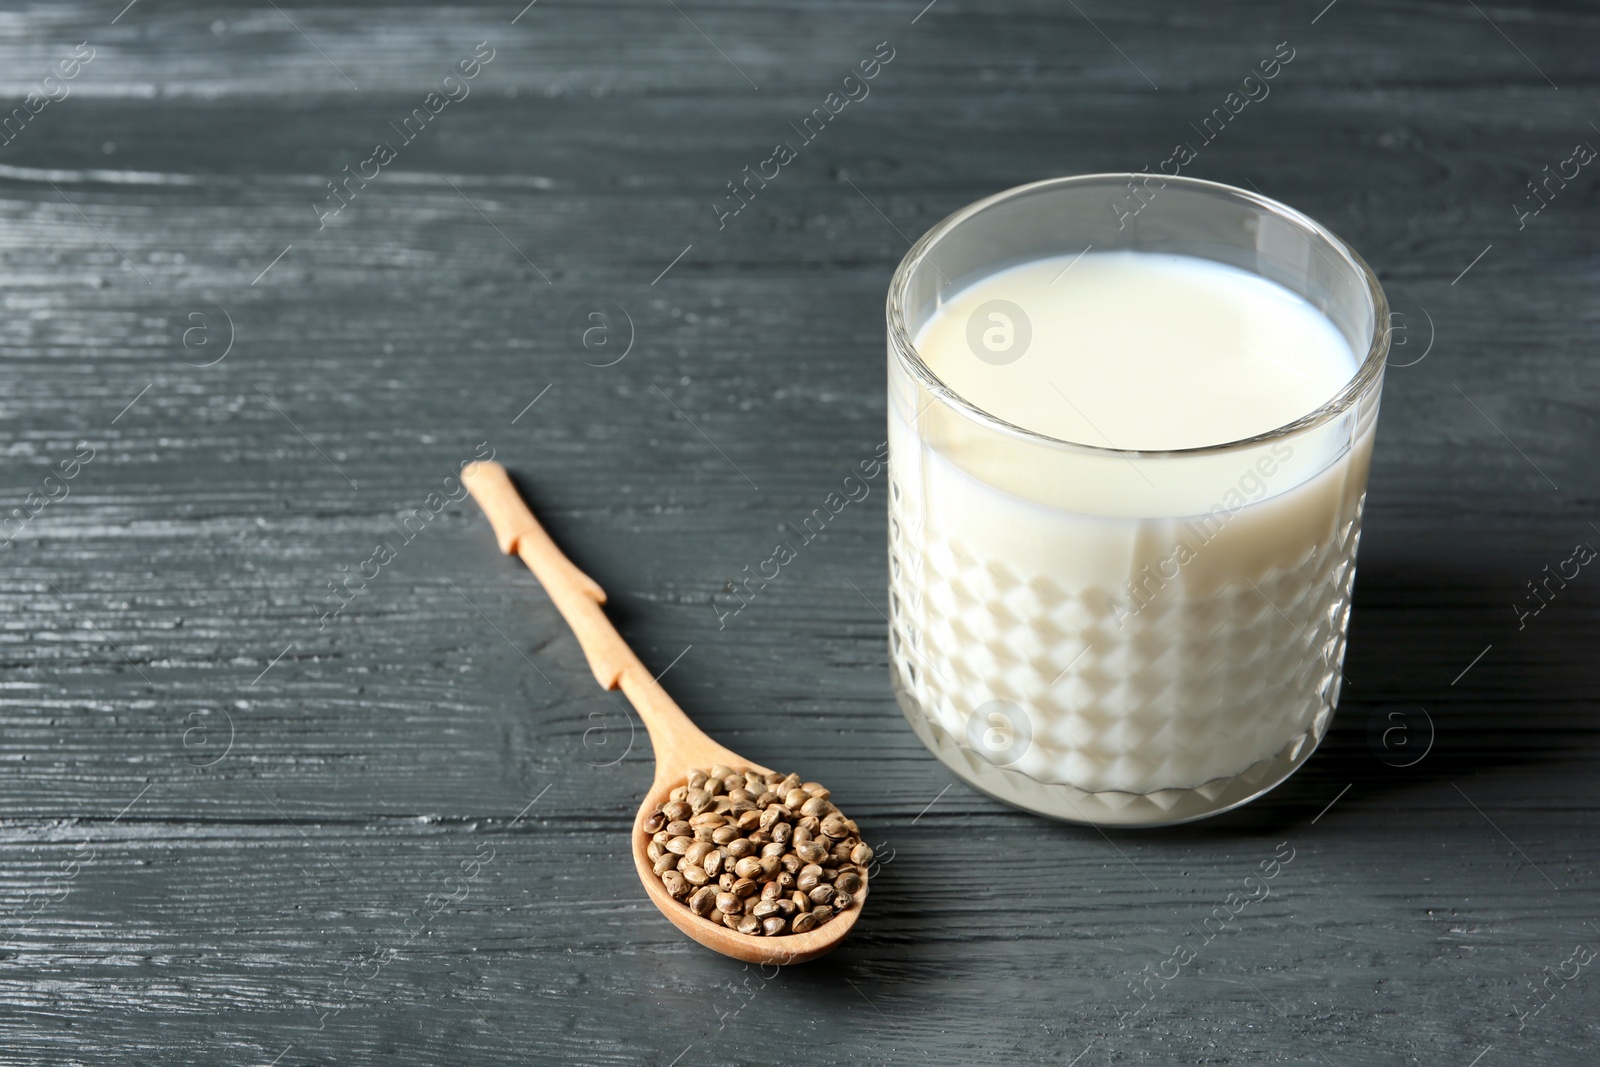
left=0, top=0, right=1596, bottom=1063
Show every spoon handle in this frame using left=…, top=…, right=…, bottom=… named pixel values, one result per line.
left=460, top=461, right=717, bottom=767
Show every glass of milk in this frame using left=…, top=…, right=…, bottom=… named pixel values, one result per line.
left=886, top=174, right=1388, bottom=826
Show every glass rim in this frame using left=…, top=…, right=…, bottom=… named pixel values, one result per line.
left=886, top=173, right=1391, bottom=458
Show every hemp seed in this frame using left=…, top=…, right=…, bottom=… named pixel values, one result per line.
left=644, top=765, right=868, bottom=937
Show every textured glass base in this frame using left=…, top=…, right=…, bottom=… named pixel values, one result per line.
left=895, top=683, right=1330, bottom=827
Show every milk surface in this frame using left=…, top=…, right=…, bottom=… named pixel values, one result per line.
left=919, top=251, right=1355, bottom=449
left=888, top=251, right=1372, bottom=795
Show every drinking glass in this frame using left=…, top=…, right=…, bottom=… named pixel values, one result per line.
left=886, top=174, right=1388, bottom=826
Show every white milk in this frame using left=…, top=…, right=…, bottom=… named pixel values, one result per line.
left=888, top=251, right=1373, bottom=799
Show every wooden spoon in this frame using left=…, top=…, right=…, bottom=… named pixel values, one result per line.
left=461, top=461, right=865, bottom=965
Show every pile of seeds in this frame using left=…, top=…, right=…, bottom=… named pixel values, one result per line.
left=644, top=765, right=870, bottom=937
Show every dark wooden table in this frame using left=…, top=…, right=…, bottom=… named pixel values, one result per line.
left=1, top=1, right=1595, bottom=1063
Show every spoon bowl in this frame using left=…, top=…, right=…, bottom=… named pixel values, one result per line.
left=463, top=462, right=866, bottom=965
left=630, top=750, right=867, bottom=965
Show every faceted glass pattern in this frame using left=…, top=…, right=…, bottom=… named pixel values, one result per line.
left=889, top=476, right=1366, bottom=824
